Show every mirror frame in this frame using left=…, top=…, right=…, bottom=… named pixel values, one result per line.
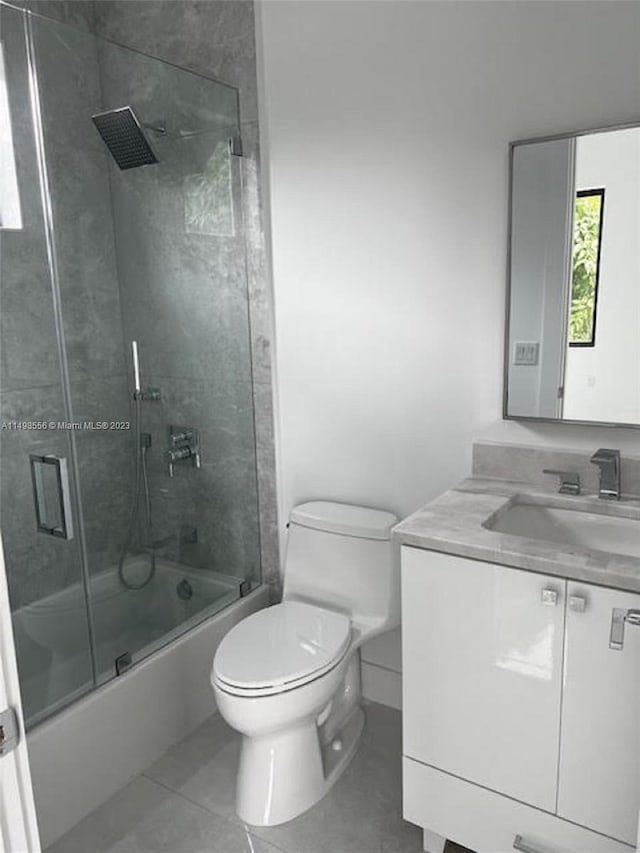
left=503, top=119, right=640, bottom=430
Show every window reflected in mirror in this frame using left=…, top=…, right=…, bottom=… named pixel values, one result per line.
left=569, top=189, right=604, bottom=347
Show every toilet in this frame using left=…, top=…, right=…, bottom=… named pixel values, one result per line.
left=211, top=500, right=399, bottom=826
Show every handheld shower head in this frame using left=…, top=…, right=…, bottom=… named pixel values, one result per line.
left=91, top=106, right=158, bottom=170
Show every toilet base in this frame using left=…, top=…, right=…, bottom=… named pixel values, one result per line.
left=236, top=655, right=365, bottom=827
left=237, top=704, right=365, bottom=827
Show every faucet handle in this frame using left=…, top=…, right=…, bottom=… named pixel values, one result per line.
left=542, top=469, right=581, bottom=495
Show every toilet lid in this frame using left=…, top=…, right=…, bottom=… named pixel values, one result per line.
left=213, top=601, right=351, bottom=693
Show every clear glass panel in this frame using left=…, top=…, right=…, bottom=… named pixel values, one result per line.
left=30, top=16, right=261, bottom=686
left=0, top=4, right=94, bottom=727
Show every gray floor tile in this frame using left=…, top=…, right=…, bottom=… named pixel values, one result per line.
left=47, top=776, right=285, bottom=853
left=49, top=701, right=473, bottom=853
left=144, top=712, right=241, bottom=822
left=146, top=700, right=423, bottom=853
left=151, top=700, right=424, bottom=852
left=249, top=703, right=423, bottom=853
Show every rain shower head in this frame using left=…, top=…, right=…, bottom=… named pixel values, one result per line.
left=91, top=106, right=158, bottom=170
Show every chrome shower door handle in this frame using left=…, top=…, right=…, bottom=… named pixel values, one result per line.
left=29, top=453, right=74, bottom=540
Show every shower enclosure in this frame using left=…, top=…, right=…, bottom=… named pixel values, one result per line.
left=0, top=3, right=261, bottom=728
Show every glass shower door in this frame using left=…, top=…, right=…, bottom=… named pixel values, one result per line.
left=29, top=16, right=261, bottom=684
left=0, top=3, right=94, bottom=727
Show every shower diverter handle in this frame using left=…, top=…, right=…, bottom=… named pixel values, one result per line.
left=166, top=446, right=192, bottom=478
left=166, top=427, right=201, bottom=477
left=170, top=430, right=193, bottom=447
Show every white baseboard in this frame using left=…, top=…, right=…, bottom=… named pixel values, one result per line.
left=361, top=661, right=402, bottom=711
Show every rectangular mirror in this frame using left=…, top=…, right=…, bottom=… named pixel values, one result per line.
left=504, top=122, right=640, bottom=428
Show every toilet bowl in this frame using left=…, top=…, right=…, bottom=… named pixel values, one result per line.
left=211, top=501, right=399, bottom=826
left=213, top=601, right=364, bottom=825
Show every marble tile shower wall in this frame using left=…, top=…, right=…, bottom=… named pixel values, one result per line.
left=0, top=5, right=132, bottom=609
left=96, top=36, right=261, bottom=582
left=13, top=0, right=96, bottom=32
left=92, top=0, right=280, bottom=590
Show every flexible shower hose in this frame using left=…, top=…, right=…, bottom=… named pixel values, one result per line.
left=117, top=393, right=156, bottom=590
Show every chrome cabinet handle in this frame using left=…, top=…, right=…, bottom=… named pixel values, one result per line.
left=513, top=835, right=554, bottom=853
left=610, top=608, right=640, bottom=650
left=540, top=588, right=558, bottom=606
left=29, top=454, right=74, bottom=540
left=568, top=595, right=587, bottom=612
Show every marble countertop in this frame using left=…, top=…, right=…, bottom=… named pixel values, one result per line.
left=393, top=478, right=640, bottom=593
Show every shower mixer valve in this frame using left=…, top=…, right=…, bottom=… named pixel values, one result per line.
left=166, top=426, right=200, bottom=477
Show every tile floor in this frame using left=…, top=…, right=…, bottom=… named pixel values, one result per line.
left=48, top=701, right=471, bottom=853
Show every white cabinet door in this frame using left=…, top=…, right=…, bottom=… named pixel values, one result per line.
left=402, top=547, right=565, bottom=812
left=558, top=582, right=640, bottom=846
left=0, top=537, right=41, bottom=853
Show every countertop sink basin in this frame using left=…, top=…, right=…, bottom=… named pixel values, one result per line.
left=486, top=502, right=640, bottom=560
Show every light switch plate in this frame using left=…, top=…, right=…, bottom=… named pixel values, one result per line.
left=513, top=341, right=539, bottom=366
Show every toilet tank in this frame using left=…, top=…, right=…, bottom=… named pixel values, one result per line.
left=283, top=501, right=399, bottom=638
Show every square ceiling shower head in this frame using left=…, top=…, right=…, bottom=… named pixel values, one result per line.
left=91, top=106, right=158, bottom=170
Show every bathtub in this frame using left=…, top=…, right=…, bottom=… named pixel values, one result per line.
left=13, top=568, right=269, bottom=847
left=14, top=558, right=247, bottom=727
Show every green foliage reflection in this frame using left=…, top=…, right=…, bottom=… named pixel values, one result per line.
left=570, top=192, right=603, bottom=345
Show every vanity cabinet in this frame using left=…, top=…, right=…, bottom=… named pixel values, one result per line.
left=402, top=546, right=640, bottom=852
left=402, top=548, right=564, bottom=812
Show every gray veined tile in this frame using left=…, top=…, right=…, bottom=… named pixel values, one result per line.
left=23, top=1, right=96, bottom=33
left=47, top=774, right=286, bottom=853
left=146, top=703, right=422, bottom=853
left=250, top=703, right=423, bottom=853
left=144, top=712, right=242, bottom=823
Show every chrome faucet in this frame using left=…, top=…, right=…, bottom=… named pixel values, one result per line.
left=590, top=448, right=621, bottom=500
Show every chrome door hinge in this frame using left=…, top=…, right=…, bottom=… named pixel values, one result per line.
left=0, top=706, right=20, bottom=756
left=228, top=134, right=243, bottom=157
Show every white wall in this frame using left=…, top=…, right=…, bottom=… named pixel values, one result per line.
left=564, top=128, right=640, bottom=424
left=257, top=0, right=640, bottom=692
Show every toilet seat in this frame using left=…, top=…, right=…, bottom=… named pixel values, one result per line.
left=213, top=600, right=351, bottom=697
